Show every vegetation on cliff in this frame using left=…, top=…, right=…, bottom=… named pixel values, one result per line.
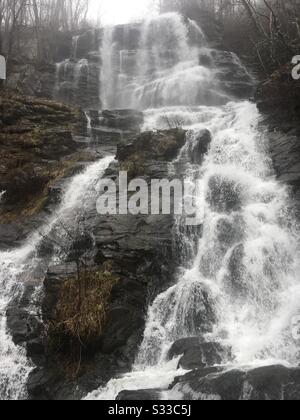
left=0, top=90, right=87, bottom=223
left=48, top=264, right=119, bottom=355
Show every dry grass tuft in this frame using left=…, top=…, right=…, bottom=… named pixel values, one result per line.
left=51, top=266, right=119, bottom=345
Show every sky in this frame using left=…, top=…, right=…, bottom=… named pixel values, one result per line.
left=90, top=0, right=157, bottom=25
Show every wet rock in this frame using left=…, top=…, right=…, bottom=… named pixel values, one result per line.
left=168, top=337, right=231, bottom=370
left=101, top=110, right=144, bottom=131
left=0, top=92, right=87, bottom=223
left=170, top=365, right=300, bottom=401
left=189, top=129, right=211, bottom=164
left=245, top=365, right=300, bottom=400
left=212, top=50, right=254, bottom=99
left=38, top=128, right=179, bottom=399
left=172, top=368, right=244, bottom=400
left=68, top=231, right=94, bottom=261
left=207, top=175, right=243, bottom=213
left=100, top=306, right=145, bottom=354
left=43, top=263, right=77, bottom=322
left=256, top=63, right=300, bottom=118
left=117, top=389, right=161, bottom=400
left=0, top=224, right=24, bottom=248
left=76, top=30, right=98, bottom=59
left=117, top=128, right=186, bottom=165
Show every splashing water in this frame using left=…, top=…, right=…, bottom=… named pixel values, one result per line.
left=86, top=99, right=300, bottom=399
left=0, top=156, right=114, bottom=399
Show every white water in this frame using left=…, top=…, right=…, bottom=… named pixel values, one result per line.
left=0, top=155, right=114, bottom=399
left=100, top=13, right=235, bottom=110
left=86, top=13, right=300, bottom=400
left=55, top=58, right=89, bottom=101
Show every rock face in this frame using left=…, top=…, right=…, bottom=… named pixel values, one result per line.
left=0, top=91, right=87, bottom=227
left=117, top=128, right=186, bottom=164
left=26, top=127, right=187, bottom=400
left=256, top=63, right=300, bottom=117
left=170, top=365, right=300, bottom=400
left=256, top=63, right=300, bottom=220
left=101, top=110, right=144, bottom=131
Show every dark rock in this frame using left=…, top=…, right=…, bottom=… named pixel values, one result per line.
left=43, top=263, right=77, bottom=322
left=117, top=129, right=186, bottom=165
left=26, top=339, right=45, bottom=363
left=76, top=30, right=98, bottom=59
left=212, top=50, right=255, bottom=99
left=101, top=110, right=144, bottom=131
left=256, top=63, right=300, bottom=117
left=171, top=368, right=245, bottom=400
left=170, top=365, right=300, bottom=400
left=38, top=128, right=178, bottom=399
left=189, top=129, right=212, bottom=164
left=168, top=337, right=231, bottom=370
left=0, top=224, right=24, bottom=248
left=0, top=92, right=87, bottom=223
left=27, top=368, right=57, bottom=401
left=117, top=389, right=162, bottom=400
left=100, top=306, right=144, bottom=354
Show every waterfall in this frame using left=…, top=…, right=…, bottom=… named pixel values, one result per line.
left=55, top=58, right=89, bottom=103
left=0, top=155, right=114, bottom=400
left=99, top=13, right=232, bottom=110
left=72, top=35, right=80, bottom=60
left=86, top=13, right=300, bottom=400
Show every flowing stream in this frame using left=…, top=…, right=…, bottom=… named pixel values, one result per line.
left=0, top=155, right=114, bottom=399
left=85, top=13, right=300, bottom=400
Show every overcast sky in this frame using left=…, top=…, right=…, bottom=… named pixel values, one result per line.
left=90, top=0, right=158, bottom=25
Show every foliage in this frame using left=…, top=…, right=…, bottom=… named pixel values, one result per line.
left=0, top=0, right=92, bottom=66
left=159, top=0, right=300, bottom=76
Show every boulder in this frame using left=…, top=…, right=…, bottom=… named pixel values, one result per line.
left=168, top=337, right=231, bottom=370
left=116, top=389, right=161, bottom=400
left=117, top=128, right=186, bottom=166
left=170, top=365, right=300, bottom=400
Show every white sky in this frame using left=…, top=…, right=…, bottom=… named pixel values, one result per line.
left=90, top=0, right=157, bottom=25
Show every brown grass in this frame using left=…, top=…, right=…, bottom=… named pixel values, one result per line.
left=51, top=266, right=119, bottom=345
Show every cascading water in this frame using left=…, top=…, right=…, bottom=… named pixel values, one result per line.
left=55, top=58, right=89, bottom=103
left=0, top=155, right=114, bottom=400
left=99, top=13, right=237, bottom=110
left=86, top=13, right=300, bottom=400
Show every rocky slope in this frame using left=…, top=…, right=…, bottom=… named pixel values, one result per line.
left=21, top=122, right=187, bottom=400
left=0, top=90, right=89, bottom=244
